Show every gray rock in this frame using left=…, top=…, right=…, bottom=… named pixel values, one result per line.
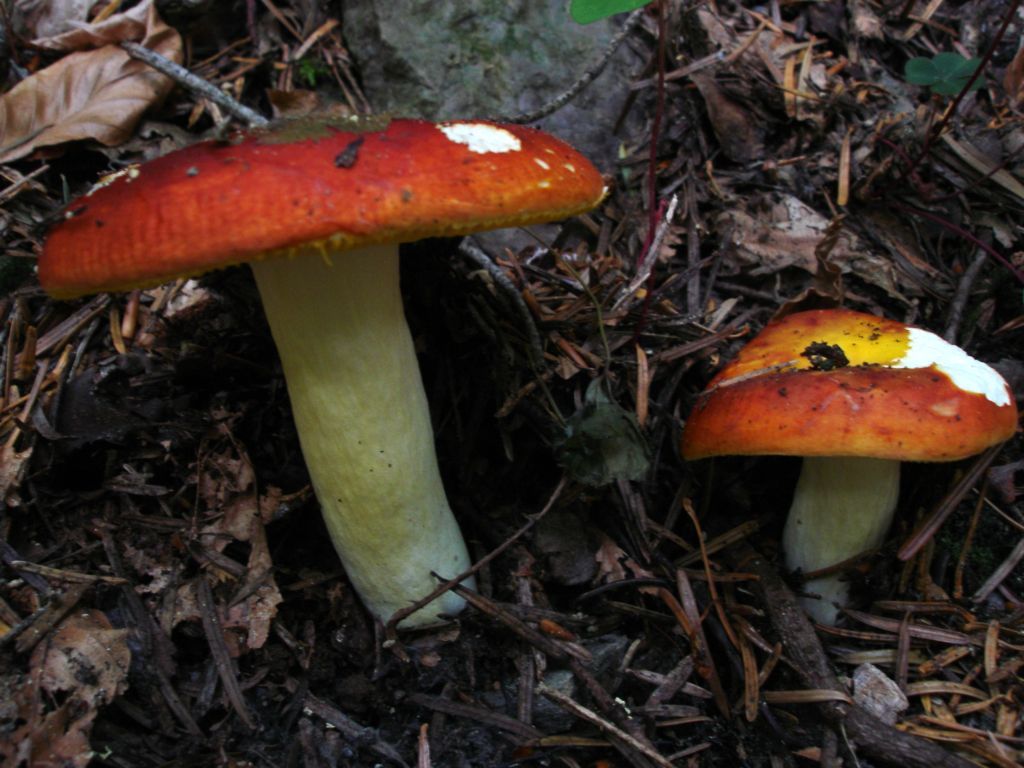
left=340, top=0, right=642, bottom=169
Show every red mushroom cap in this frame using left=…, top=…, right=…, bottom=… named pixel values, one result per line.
left=39, top=116, right=606, bottom=298
left=682, top=309, right=1017, bottom=462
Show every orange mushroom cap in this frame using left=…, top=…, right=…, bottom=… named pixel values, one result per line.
left=39, top=116, right=606, bottom=299
left=682, top=309, right=1017, bottom=462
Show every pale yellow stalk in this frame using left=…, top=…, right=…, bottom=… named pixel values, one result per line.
left=783, top=456, right=900, bottom=625
left=251, top=244, right=473, bottom=627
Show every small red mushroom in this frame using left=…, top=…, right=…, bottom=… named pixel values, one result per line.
left=682, top=309, right=1017, bottom=624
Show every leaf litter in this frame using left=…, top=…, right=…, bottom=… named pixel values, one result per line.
left=0, top=0, right=182, bottom=163
left=0, top=0, right=1022, bottom=766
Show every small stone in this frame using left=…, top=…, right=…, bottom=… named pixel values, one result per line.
left=852, top=663, right=908, bottom=725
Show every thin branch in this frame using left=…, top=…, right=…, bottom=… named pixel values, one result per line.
left=459, top=239, right=544, bottom=367
left=733, top=543, right=974, bottom=768
left=943, top=249, right=988, bottom=343
left=384, top=476, right=567, bottom=637
left=897, top=444, right=1002, bottom=562
left=891, top=202, right=1024, bottom=285
left=120, top=40, right=269, bottom=128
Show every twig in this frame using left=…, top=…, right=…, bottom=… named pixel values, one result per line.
left=195, top=576, right=257, bottom=729
left=385, top=476, right=567, bottom=636
left=537, top=682, right=674, bottom=768
left=120, top=40, right=269, bottom=128
left=943, top=249, right=988, bottom=343
left=295, top=685, right=410, bottom=767
left=407, top=693, right=542, bottom=741
left=0, top=541, right=53, bottom=595
left=459, top=239, right=544, bottom=367
left=897, top=444, right=1003, bottom=561
left=614, top=193, right=679, bottom=310
left=891, top=202, right=1023, bottom=285
left=7, top=560, right=128, bottom=585
left=452, top=584, right=592, bottom=663
left=0, top=164, right=49, bottom=205
left=0, top=585, right=88, bottom=653
left=972, top=535, right=1024, bottom=604
left=733, top=543, right=974, bottom=768
left=500, top=9, right=644, bottom=124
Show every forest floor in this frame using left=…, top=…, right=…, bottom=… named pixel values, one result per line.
left=0, top=1, right=1022, bottom=767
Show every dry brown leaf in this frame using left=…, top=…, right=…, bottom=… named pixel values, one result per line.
left=0, top=438, right=33, bottom=508
left=122, top=541, right=181, bottom=595
left=32, top=0, right=163, bottom=51
left=192, top=438, right=283, bottom=650
left=267, top=88, right=323, bottom=119
left=717, top=194, right=906, bottom=300
left=0, top=610, right=130, bottom=768
left=33, top=610, right=131, bottom=706
left=595, top=534, right=629, bottom=583
left=0, top=686, right=97, bottom=768
left=1004, top=42, right=1024, bottom=106
left=12, top=0, right=93, bottom=40
left=0, top=1, right=182, bottom=163
left=594, top=534, right=656, bottom=584
left=848, top=0, right=884, bottom=39
left=691, top=73, right=765, bottom=164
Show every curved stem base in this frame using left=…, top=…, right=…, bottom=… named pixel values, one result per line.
left=252, top=245, right=473, bottom=627
left=782, top=456, right=900, bottom=625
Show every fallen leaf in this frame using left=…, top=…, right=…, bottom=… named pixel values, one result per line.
left=1004, top=42, right=1024, bottom=106
left=267, top=88, right=323, bottom=119
left=595, top=535, right=629, bottom=583
left=848, top=0, right=884, bottom=39
left=988, top=458, right=1023, bottom=504
left=122, top=541, right=181, bottom=595
left=0, top=685, right=96, bottom=768
left=193, top=438, right=283, bottom=650
left=557, top=380, right=650, bottom=487
left=594, top=534, right=656, bottom=584
left=0, top=610, right=130, bottom=768
left=0, top=438, right=33, bottom=508
left=0, top=1, right=183, bottom=163
left=33, top=610, right=131, bottom=706
left=717, top=194, right=906, bottom=300
left=12, top=0, right=94, bottom=40
left=32, top=0, right=167, bottom=51
left=691, top=73, right=766, bottom=164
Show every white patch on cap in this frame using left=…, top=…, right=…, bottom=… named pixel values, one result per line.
left=534, top=158, right=551, bottom=170
left=897, top=328, right=1011, bottom=406
left=438, top=122, right=521, bottom=154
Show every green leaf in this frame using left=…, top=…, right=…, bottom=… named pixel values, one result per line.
left=557, top=380, right=650, bottom=486
left=570, top=0, right=650, bottom=25
left=904, top=53, right=984, bottom=96
left=904, top=57, right=940, bottom=85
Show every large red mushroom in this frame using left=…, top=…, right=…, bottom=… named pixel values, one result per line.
left=40, top=116, right=606, bottom=627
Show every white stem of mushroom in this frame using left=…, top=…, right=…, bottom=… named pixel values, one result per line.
left=782, top=456, right=900, bottom=625
left=250, top=244, right=474, bottom=627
